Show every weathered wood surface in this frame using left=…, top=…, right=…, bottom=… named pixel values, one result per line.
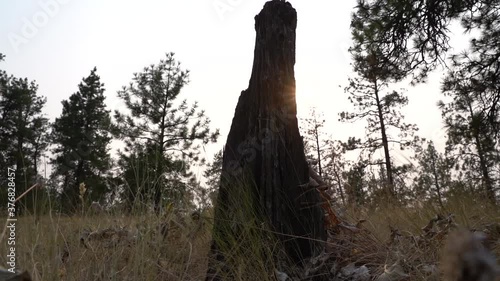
left=207, top=1, right=326, bottom=279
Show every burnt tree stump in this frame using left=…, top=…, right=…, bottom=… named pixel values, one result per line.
left=207, top=1, right=326, bottom=279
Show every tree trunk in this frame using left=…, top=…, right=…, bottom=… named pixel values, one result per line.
left=473, top=126, right=495, bottom=202
left=315, top=125, right=323, bottom=177
left=429, top=149, right=444, bottom=208
left=154, top=93, right=169, bottom=214
left=468, top=104, right=495, bottom=203
left=333, top=165, right=346, bottom=206
left=373, top=78, right=395, bottom=197
left=66, top=160, right=84, bottom=213
left=207, top=1, right=326, bottom=279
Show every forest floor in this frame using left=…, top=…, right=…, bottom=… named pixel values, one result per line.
left=0, top=195, right=499, bottom=280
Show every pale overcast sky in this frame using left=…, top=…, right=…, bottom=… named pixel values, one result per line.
left=0, top=0, right=471, bottom=176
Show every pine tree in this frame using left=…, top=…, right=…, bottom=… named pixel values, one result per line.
left=349, top=0, right=498, bottom=82
left=0, top=53, right=8, bottom=185
left=412, top=141, right=452, bottom=207
left=322, top=140, right=349, bottom=206
left=51, top=68, right=112, bottom=212
left=350, top=0, right=500, bottom=203
left=343, top=11, right=422, bottom=198
left=301, top=108, right=327, bottom=177
left=345, top=161, right=367, bottom=205
left=118, top=140, right=194, bottom=212
left=300, top=110, right=348, bottom=205
left=114, top=52, right=219, bottom=213
left=340, top=46, right=419, bottom=197
left=351, top=0, right=500, bottom=125
left=202, top=149, right=223, bottom=208
left=118, top=142, right=158, bottom=212
left=439, top=73, right=499, bottom=203
left=0, top=56, right=49, bottom=212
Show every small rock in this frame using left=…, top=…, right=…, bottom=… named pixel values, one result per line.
left=275, top=269, right=290, bottom=281
left=336, top=263, right=370, bottom=281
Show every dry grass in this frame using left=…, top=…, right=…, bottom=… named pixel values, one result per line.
left=1, top=194, right=499, bottom=280
left=332, top=195, right=500, bottom=280
left=0, top=209, right=213, bottom=281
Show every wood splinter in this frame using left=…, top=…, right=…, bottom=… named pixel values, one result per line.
left=303, top=164, right=342, bottom=230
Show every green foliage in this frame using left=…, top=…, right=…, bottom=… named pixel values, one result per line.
left=0, top=53, right=5, bottom=94
left=0, top=67, right=49, bottom=212
left=341, top=37, right=420, bottom=197
left=412, top=141, right=453, bottom=207
left=114, top=52, right=219, bottom=212
left=438, top=9, right=500, bottom=202
left=322, top=140, right=350, bottom=205
left=345, top=1, right=430, bottom=199
left=439, top=71, right=499, bottom=202
left=351, top=0, right=464, bottom=83
left=301, top=108, right=328, bottom=176
left=118, top=140, right=195, bottom=212
left=344, top=161, right=367, bottom=205
left=300, top=110, right=349, bottom=205
left=202, top=149, right=223, bottom=208
left=118, top=142, right=159, bottom=212
left=51, top=67, right=112, bottom=212
left=351, top=0, right=499, bottom=203
left=340, top=78, right=419, bottom=153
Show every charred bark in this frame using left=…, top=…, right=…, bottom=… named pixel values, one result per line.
left=206, top=1, right=326, bottom=280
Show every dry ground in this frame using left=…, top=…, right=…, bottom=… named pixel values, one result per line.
left=1, top=195, right=499, bottom=280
